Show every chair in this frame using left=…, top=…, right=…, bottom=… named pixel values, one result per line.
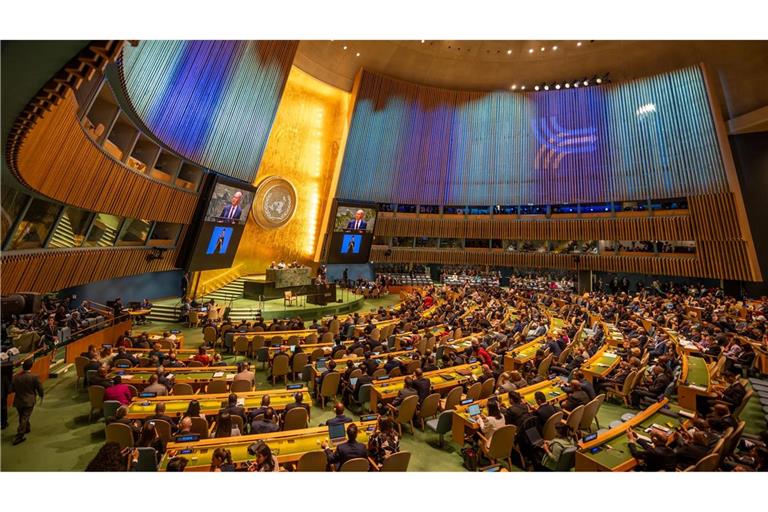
left=305, top=333, right=318, bottom=344
left=188, top=311, right=200, bottom=328
left=418, top=393, right=441, bottom=430
left=287, top=335, right=300, bottom=346
left=105, top=423, right=134, bottom=449
left=377, top=451, right=411, bottom=471
left=250, top=336, right=266, bottom=358
left=553, top=446, right=577, bottom=471
left=191, top=417, right=210, bottom=439
left=173, top=383, right=194, bottom=396
left=127, top=385, right=138, bottom=398
left=371, top=368, right=387, bottom=379
left=134, top=447, right=158, bottom=471
left=271, top=353, right=291, bottom=385
left=231, top=380, right=252, bottom=393
left=465, top=382, right=482, bottom=401
left=88, top=385, right=105, bottom=422
left=720, top=420, right=746, bottom=464
left=478, top=424, right=517, bottom=470
left=284, top=291, right=298, bottom=307
left=320, top=332, right=334, bottom=343
left=332, top=348, right=347, bottom=359
left=203, top=326, right=218, bottom=348
left=310, top=348, right=325, bottom=362
left=340, top=457, right=369, bottom=472
left=269, top=336, right=284, bottom=347
left=207, top=380, right=229, bottom=394
left=291, top=352, right=309, bottom=381
left=440, top=386, right=463, bottom=411
left=353, top=347, right=365, bottom=357
left=152, top=419, right=173, bottom=443
left=689, top=453, right=720, bottom=471
left=74, top=356, right=90, bottom=389
left=297, top=450, right=328, bottom=471
left=579, top=395, right=604, bottom=433
left=389, top=367, right=402, bottom=377
left=542, top=411, right=564, bottom=440
left=426, top=410, right=454, bottom=447
left=733, top=388, right=754, bottom=420
left=605, top=370, right=638, bottom=406
left=283, top=407, right=309, bottom=431
left=349, top=368, right=363, bottom=379
left=159, top=339, right=175, bottom=350
left=390, top=395, right=419, bottom=435
left=564, top=404, right=585, bottom=433
left=230, top=414, right=244, bottom=435
left=349, top=383, right=373, bottom=413
left=255, top=347, right=270, bottom=370
left=234, top=336, right=250, bottom=357
left=319, top=371, right=341, bottom=408
left=186, top=360, right=204, bottom=367
left=537, top=353, right=553, bottom=379
left=102, top=400, right=121, bottom=421
left=479, top=378, right=495, bottom=399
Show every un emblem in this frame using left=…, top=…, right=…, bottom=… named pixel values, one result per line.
left=250, top=176, right=297, bottom=229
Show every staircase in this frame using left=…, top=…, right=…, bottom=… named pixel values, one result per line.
left=48, top=214, right=77, bottom=248
left=201, top=277, right=246, bottom=303
left=146, top=303, right=180, bottom=323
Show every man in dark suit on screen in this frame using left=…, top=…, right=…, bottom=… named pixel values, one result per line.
left=10, top=359, right=44, bottom=445
left=345, top=209, right=367, bottom=232
left=220, top=191, right=243, bottom=223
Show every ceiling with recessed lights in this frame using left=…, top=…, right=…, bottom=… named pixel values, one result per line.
left=293, top=40, right=768, bottom=119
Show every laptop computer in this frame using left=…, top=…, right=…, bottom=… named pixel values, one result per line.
left=328, top=423, right=347, bottom=446
left=349, top=377, right=358, bottom=388
left=316, top=358, right=327, bottom=371
left=468, top=403, right=482, bottom=417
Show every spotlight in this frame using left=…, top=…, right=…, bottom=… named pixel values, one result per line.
left=540, top=47, right=545, bottom=51
left=552, top=45, right=558, bottom=51
left=555, top=84, right=561, bottom=90
left=507, top=49, right=512, bottom=55
left=583, top=80, right=589, bottom=86
left=528, top=48, right=534, bottom=53
left=534, top=85, right=540, bottom=91
left=343, top=46, right=347, bottom=50
left=521, top=85, right=526, bottom=90
left=574, top=82, right=579, bottom=88
left=577, top=41, right=582, bottom=46
left=421, top=40, right=425, bottom=43
left=596, top=77, right=602, bottom=84
left=544, top=85, right=549, bottom=90
left=356, top=52, right=360, bottom=57
left=510, top=84, right=517, bottom=90
left=565, top=83, right=570, bottom=88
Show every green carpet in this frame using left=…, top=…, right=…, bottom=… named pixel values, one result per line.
left=3, top=299, right=765, bottom=471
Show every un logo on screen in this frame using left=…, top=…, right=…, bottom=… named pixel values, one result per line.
left=251, top=176, right=297, bottom=229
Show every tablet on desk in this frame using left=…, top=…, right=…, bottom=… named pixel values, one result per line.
left=468, top=404, right=481, bottom=417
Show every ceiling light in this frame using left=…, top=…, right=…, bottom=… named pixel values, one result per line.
left=564, top=83, right=570, bottom=88
left=596, top=77, right=602, bottom=84
left=534, top=85, right=540, bottom=91
left=507, top=49, right=512, bottom=55
left=574, top=81, right=579, bottom=88
left=356, top=52, right=360, bottom=57
left=540, top=47, right=545, bottom=51
left=577, top=41, right=582, bottom=46
left=421, top=40, right=425, bottom=43
left=343, top=46, right=347, bottom=50
left=544, top=85, right=549, bottom=90
left=583, top=80, right=589, bottom=86
left=552, top=46, right=558, bottom=51
left=521, top=86, right=526, bottom=90
left=528, top=48, right=534, bottom=53
left=511, top=84, right=517, bottom=90
left=555, top=84, right=561, bottom=89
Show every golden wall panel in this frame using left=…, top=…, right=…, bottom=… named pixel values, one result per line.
left=198, top=67, right=351, bottom=285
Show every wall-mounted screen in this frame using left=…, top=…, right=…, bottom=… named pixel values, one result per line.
left=204, top=182, right=254, bottom=225
left=327, top=202, right=378, bottom=264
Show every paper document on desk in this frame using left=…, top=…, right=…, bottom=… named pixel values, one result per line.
left=213, top=371, right=225, bottom=378
left=226, top=373, right=236, bottom=379
left=236, top=398, right=245, bottom=407
left=120, top=375, right=133, bottom=380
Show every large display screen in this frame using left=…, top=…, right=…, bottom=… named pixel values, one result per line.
left=327, top=202, right=378, bottom=264
left=186, top=175, right=257, bottom=271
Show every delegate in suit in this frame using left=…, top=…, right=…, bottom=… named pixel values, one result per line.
left=10, top=359, right=44, bottom=445
left=219, top=191, right=243, bottom=223
left=345, top=209, right=368, bottom=231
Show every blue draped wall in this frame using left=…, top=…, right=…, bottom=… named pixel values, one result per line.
left=337, top=66, right=727, bottom=205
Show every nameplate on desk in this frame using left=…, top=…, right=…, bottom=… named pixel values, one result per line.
left=174, top=434, right=200, bottom=443
left=286, top=384, right=303, bottom=390
left=139, top=392, right=156, bottom=398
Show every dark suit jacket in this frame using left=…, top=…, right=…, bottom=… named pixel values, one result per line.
left=628, top=439, right=677, bottom=471
left=325, top=440, right=368, bottom=466
left=219, top=405, right=247, bottom=422
left=220, top=204, right=242, bottom=222
left=148, top=413, right=177, bottom=426
left=535, top=403, right=557, bottom=430
left=251, top=419, right=280, bottom=434
left=11, top=371, right=44, bottom=408
left=504, top=404, right=528, bottom=427
left=326, top=415, right=353, bottom=426
left=412, top=378, right=432, bottom=403
left=346, top=219, right=367, bottom=231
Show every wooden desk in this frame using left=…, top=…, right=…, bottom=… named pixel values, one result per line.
left=309, top=349, right=417, bottom=378
left=602, top=323, right=625, bottom=346
left=369, top=363, right=483, bottom=413
left=575, top=399, right=690, bottom=471
left=125, top=388, right=309, bottom=419
left=109, top=366, right=239, bottom=389
left=503, top=337, right=545, bottom=371
left=144, top=333, right=185, bottom=349
left=160, top=421, right=377, bottom=470
left=677, top=354, right=711, bottom=411
left=580, top=345, right=621, bottom=384
left=451, top=378, right=567, bottom=444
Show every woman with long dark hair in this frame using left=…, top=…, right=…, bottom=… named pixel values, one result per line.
left=210, top=447, right=235, bottom=472
left=85, top=442, right=128, bottom=471
left=247, top=440, right=279, bottom=472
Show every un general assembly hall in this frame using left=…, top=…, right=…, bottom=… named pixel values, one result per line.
left=2, top=9, right=768, bottom=487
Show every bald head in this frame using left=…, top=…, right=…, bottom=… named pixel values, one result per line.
left=334, top=402, right=345, bottom=416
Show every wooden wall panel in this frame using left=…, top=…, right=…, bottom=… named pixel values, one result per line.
left=10, top=90, right=198, bottom=223
left=1, top=247, right=181, bottom=295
